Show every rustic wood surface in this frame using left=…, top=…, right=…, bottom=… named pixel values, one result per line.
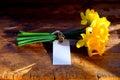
left=0, top=2, right=119, bottom=80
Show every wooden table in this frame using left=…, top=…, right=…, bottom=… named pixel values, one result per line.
left=0, top=18, right=119, bottom=80
left=0, top=2, right=119, bottom=80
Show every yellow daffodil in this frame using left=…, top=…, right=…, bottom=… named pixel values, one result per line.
left=76, top=27, right=108, bottom=57
left=81, top=9, right=99, bottom=25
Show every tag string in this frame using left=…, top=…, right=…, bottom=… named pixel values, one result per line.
left=52, top=30, right=65, bottom=43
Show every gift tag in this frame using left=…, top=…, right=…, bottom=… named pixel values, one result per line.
left=53, top=39, right=71, bottom=65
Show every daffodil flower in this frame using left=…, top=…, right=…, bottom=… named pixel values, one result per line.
left=76, top=26, right=109, bottom=57
left=81, top=9, right=99, bottom=25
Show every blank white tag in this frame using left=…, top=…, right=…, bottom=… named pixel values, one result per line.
left=53, top=40, right=71, bottom=65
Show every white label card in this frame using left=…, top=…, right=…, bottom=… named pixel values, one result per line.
left=53, top=40, right=71, bottom=65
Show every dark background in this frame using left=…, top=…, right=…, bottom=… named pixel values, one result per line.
left=0, top=0, right=119, bottom=20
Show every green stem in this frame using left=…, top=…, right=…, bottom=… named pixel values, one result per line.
left=18, top=31, right=52, bottom=36
left=18, top=37, right=55, bottom=44
left=17, top=35, right=56, bottom=41
left=63, top=29, right=85, bottom=39
left=18, top=39, right=54, bottom=46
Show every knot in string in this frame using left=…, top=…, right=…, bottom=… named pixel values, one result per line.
left=52, top=30, right=65, bottom=43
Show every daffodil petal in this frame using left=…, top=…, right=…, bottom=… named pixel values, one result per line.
left=80, top=12, right=85, bottom=19
left=86, top=9, right=90, bottom=19
left=81, top=20, right=87, bottom=25
left=76, top=40, right=85, bottom=48
left=88, top=48, right=93, bottom=57
left=81, top=34, right=86, bottom=39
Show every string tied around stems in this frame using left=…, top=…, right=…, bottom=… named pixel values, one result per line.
left=52, top=30, right=65, bottom=43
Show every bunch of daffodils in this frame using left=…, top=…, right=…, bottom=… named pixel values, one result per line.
left=17, top=9, right=110, bottom=57
left=76, top=9, right=111, bottom=57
